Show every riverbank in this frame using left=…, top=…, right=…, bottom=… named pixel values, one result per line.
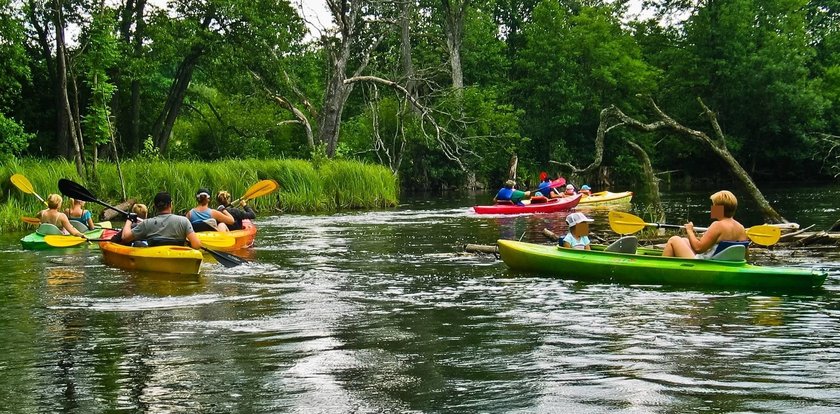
left=1, top=158, right=398, bottom=231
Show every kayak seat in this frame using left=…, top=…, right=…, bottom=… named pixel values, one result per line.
left=69, top=220, right=89, bottom=233
left=605, top=236, right=638, bottom=254
left=530, top=196, right=548, bottom=204
left=35, top=223, right=63, bottom=236
left=710, top=244, right=747, bottom=262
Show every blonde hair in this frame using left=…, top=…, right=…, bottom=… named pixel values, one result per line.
left=47, top=194, right=62, bottom=209
left=710, top=190, right=738, bottom=217
left=131, top=203, right=148, bottom=219
left=69, top=198, right=84, bottom=206
left=216, top=190, right=232, bottom=206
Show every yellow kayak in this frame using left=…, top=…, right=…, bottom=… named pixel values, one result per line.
left=99, top=242, right=203, bottom=275
left=578, top=191, right=633, bottom=206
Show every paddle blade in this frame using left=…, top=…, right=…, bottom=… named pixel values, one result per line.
left=241, top=179, right=279, bottom=202
left=746, top=225, right=781, bottom=246
left=202, top=247, right=247, bottom=268
left=10, top=174, right=35, bottom=194
left=608, top=211, right=648, bottom=235
left=43, top=235, right=88, bottom=248
left=58, top=178, right=97, bottom=203
left=21, top=216, right=41, bottom=225
left=195, top=232, right=236, bottom=249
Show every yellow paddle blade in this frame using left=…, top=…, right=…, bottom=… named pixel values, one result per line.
left=10, top=174, right=35, bottom=194
left=745, top=225, right=781, bottom=246
left=94, top=221, right=113, bottom=229
left=195, top=232, right=236, bottom=249
left=43, top=235, right=88, bottom=248
left=21, top=216, right=41, bottom=225
left=241, top=179, right=279, bottom=202
left=10, top=173, right=47, bottom=205
left=608, top=211, right=648, bottom=234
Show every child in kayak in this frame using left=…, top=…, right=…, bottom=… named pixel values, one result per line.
left=562, top=212, right=594, bottom=250
left=579, top=185, right=592, bottom=196
left=494, top=180, right=531, bottom=206
left=65, top=198, right=95, bottom=230
left=216, top=190, right=256, bottom=231
left=562, top=184, right=577, bottom=197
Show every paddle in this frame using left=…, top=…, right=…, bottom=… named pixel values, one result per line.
left=608, top=211, right=782, bottom=246
left=21, top=216, right=41, bottom=226
left=57, top=178, right=246, bottom=267
left=10, top=174, right=48, bottom=206
left=232, top=179, right=279, bottom=205
left=44, top=235, right=111, bottom=248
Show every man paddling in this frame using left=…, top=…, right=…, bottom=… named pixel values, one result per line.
left=118, top=192, right=201, bottom=249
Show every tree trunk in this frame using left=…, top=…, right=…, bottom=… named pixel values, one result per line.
left=128, top=0, right=146, bottom=154
left=54, top=0, right=84, bottom=177
left=28, top=1, right=67, bottom=157
left=152, top=45, right=202, bottom=152
left=399, top=1, right=417, bottom=99
left=626, top=140, right=663, bottom=221
left=441, top=0, right=468, bottom=91
left=318, top=68, right=353, bottom=157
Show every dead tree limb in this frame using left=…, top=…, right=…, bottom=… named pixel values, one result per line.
left=344, top=75, right=468, bottom=170
left=556, top=97, right=787, bottom=223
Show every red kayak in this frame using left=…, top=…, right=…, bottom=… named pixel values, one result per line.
left=474, top=193, right=582, bottom=214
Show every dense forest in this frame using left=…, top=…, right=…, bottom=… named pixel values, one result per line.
left=0, top=0, right=837, bottom=191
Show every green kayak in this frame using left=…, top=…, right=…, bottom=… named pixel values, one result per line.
left=498, top=239, right=828, bottom=290
left=21, top=227, right=112, bottom=250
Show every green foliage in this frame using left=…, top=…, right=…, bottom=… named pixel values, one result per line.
left=0, top=113, right=31, bottom=160
left=0, top=158, right=398, bottom=231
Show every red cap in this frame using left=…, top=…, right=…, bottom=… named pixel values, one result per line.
left=539, top=172, right=548, bottom=181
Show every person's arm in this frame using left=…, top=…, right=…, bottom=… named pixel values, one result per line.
left=186, top=231, right=201, bottom=249
left=121, top=219, right=136, bottom=243
left=212, top=209, right=235, bottom=225
left=85, top=210, right=95, bottom=229
left=60, top=215, right=84, bottom=237
left=685, top=221, right=720, bottom=253
left=241, top=205, right=256, bottom=220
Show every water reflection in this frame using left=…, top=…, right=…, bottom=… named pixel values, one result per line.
left=0, top=190, right=838, bottom=412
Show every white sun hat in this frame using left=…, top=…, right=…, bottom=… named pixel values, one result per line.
left=566, top=212, right=594, bottom=227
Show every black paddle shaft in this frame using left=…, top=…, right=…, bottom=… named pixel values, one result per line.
left=58, top=179, right=129, bottom=216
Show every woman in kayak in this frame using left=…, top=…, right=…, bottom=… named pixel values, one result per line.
left=493, top=180, right=531, bottom=206
left=120, top=192, right=201, bottom=248
left=562, top=212, right=594, bottom=250
left=187, top=188, right=234, bottom=232
left=64, top=198, right=96, bottom=230
left=216, top=190, right=256, bottom=231
left=662, top=190, right=748, bottom=259
left=38, top=194, right=86, bottom=237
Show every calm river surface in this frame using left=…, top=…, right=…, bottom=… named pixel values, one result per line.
left=1, top=187, right=839, bottom=412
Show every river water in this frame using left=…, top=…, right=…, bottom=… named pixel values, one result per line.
left=1, top=188, right=839, bottom=412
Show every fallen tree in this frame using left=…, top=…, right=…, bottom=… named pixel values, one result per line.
left=556, top=96, right=787, bottom=223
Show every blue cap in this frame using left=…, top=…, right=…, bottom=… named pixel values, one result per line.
left=581, top=185, right=591, bottom=190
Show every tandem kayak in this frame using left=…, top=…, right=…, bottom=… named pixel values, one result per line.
left=498, top=239, right=827, bottom=290
left=474, top=193, right=582, bottom=214
left=195, top=219, right=257, bottom=252
left=21, top=226, right=118, bottom=250
left=99, top=242, right=203, bottom=275
left=578, top=191, right=633, bottom=206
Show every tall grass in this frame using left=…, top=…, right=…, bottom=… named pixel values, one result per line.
left=0, top=158, right=399, bottom=232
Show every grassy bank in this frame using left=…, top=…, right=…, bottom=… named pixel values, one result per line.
left=1, top=158, right=398, bottom=232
